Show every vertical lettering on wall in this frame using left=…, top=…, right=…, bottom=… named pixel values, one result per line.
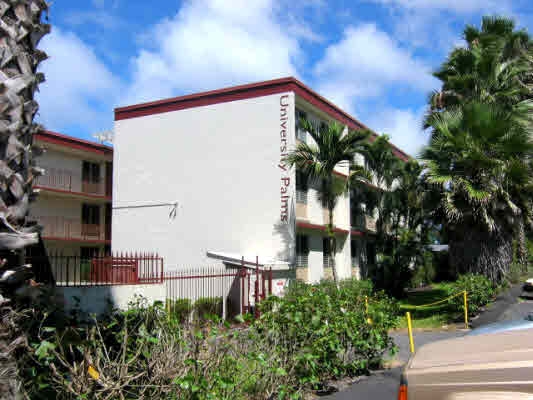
left=279, top=95, right=290, bottom=222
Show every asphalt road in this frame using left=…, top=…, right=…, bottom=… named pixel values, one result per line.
left=325, top=330, right=465, bottom=399
left=325, top=286, right=533, bottom=399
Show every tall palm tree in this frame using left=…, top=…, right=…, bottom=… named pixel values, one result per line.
left=348, top=135, right=402, bottom=249
left=285, top=118, right=369, bottom=284
left=0, top=2, right=49, bottom=399
left=430, top=16, right=533, bottom=111
left=426, top=16, right=533, bottom=276
left=421, top=100, right=533, bottom=283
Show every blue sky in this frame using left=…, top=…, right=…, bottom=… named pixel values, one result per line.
left=36, top=0, right=533, bottom=155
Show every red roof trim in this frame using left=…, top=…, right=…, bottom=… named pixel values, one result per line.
left=114, top=77, right=409, bottom=161
left=43, top=236, right=111, bottom=245
left=296, top=221, right=349, bottom=235
left=35, top=131, right=113, bottom=155
left=34, top=185, right=112, bottom=201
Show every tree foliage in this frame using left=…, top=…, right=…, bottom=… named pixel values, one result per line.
left=423, top=16, right=533, bottom=283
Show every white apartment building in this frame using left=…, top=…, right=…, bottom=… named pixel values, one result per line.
left=111, top=77, right=408, bottom=285
left=30, top=131, right=113, bottom=257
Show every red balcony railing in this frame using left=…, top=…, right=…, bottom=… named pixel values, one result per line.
left=81, top=180, right=105, bottom=195
left=26, top=253, right=164, bottom=287
left=32, top=215, right=108, bottom=242
left=35, top=168, right=107, bottom=197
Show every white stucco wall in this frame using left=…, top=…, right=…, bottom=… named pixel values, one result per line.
left=113, top=93, right=296, bottom=269
left=56, top=284, right=166, bottom=316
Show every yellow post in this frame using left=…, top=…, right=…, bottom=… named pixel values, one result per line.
left=166, top=299, right=171, bottom=321
left=406, top=311, right=415, bottom=353
left=365, top=296, right=369, bottom=314
left=463, top=291, right=468, bottom=329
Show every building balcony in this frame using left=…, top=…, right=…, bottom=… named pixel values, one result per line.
left=35, top=169, right=110, bottom=198
left=323, top=254, right=334, bottom=269
left=351, top=214, right=377, bottom=233
left=295, top=254, right=308, bottom=267
left=31, top=215, right=110, bottom=243
left=295, top=189, right=308, bottom=219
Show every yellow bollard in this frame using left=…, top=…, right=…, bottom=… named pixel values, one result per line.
left=406, top=312, right=415, bottom=354
left=464, top=291, right=468, bottom=329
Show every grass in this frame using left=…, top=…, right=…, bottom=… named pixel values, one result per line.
left=396, top=283, right=463, bottom=330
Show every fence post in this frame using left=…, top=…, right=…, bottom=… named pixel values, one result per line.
left=241, top=256, right=245, bottom=315
left=268, top=267, right=272, bottom=295
left=255, top=256, right=259, bottom=318
left=406, top=312, right=415, bottom=354
left=464, top=291, right=469, bottom=329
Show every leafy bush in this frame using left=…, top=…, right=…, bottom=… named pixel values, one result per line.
left=445, top=274, right=494, bottom=315
left=194, top=296, right=222, bottom=320
left=256, top=279, right=397, bottom=385
left=21, top=296, right=296, bottom=400
left=19, top=283, right=398, bottom=399
left=168, top=298, right=191, bottom=323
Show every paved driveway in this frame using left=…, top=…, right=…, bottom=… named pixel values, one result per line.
left=325, top=330, right=465, bottom=399
left=325, top=287, right=533, bottom=399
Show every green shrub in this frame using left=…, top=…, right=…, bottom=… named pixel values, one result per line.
left=256, top=279, right=397, bottom=385
left=194, top=297, right=222, bottom=319
left=168, top=298, right=191, bottom=323
left=19, top=284, right=398, bottom=399
left=445, top=274, right=494, bottom=315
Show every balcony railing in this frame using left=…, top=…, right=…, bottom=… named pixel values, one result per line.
left=35, top=168, right=107, bottom=197
left=31, top=215, right=108, bottom=241
left=295, top=254, right=308, bottom=267
left=296, top=189, right=308, bottom=204
left=350, top=214, right=377, bottom=232
left=323, top=254, right=334, bottom=269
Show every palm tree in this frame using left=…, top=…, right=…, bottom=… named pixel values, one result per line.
left=0, top=2, right=49, bottom=398
left=285, top=118, right=369, bottom=284
left=348, top=135, right=402, bottom=250
left=430, top=16, right=533, bottom=111
left=421, top=100, right=533, bottom=283
left=425, top=16, right=533, bottom=277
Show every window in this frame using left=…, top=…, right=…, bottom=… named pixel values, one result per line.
left=296, top=109, right=307, bottom=142
left=82, top=161, right=100, bottom=183
left=296, top=235, right=309, bottom=255
left=366, top=242, right=376, bottom=266
left=296, top=235, right=309, bottom=267
left=296, top=171, right=308, bottom=204
left=82, top=204, right=100, bottom=225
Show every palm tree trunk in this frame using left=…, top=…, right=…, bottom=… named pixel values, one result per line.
left=0, top=2, right=50, bottom=399
left=449, top=224, right=513, bottom=284
left=516, top=217, right=527, bottom=272
left=328, top=206, right=339, bottom=286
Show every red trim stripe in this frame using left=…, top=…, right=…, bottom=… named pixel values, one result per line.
left=42, top=236, right=111, bottom=245
left=35, top=131, right=113, bottom=156
left=34, top=185, right=112, bottom=201
left=114, top=77, right=409, bottom=161
left=296, top=221, right=349, bottom=235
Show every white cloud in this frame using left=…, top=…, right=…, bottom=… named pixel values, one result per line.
left=314, top=24, right=438, bottom=110
left=36, top=28, right=120, bottom=133
left=121, top=0, right=302, bottom=106
left=368, top=107, right=428, bottom=156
